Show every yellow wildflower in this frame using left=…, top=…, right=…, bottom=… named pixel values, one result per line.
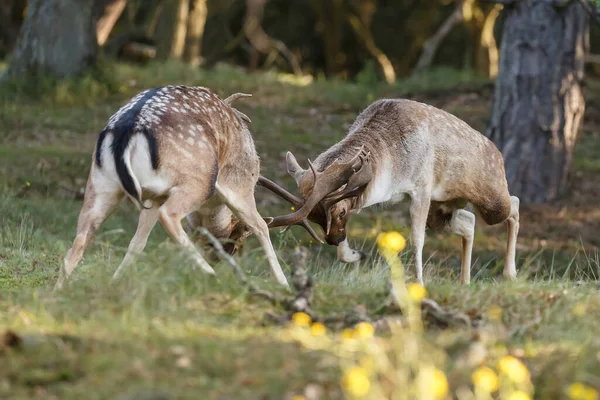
left=432, top=368, right=449, bottom=399
left=497, top=356, right=530, bottom=383
left=291, top=206, right=295, bottom=211
left=310, top=322, right=327, bottom=337
left=487, top=305, right=503, bottom=321
left=407, top=283, right=428, bottom=302
left=291, top=396, right=306, bottom=400
left=507, top=391, right=531, bottom=400
left=472, top=366, right=499, bottom=393
left=25, top=181, right=31, bottom=187
left=341, top=366, right=370, bottom=397
left=354, top=322, right=375, bottom=338
left=568, top=383, right=599, bottom=400
left=291, top=312, right=312, bottom=327
left=572, top=303, right=586, bottom=317
left=377, top=231, right=407, bottom=254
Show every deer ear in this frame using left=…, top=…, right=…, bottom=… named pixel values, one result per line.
left=286, top=151, right=307, bottom=185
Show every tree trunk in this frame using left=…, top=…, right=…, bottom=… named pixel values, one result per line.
left=2, top=0, right=98, bottom=80
left=486, top=0, right=588, bottom=203
left=95, top=0, right=128, bottom=46
left=311, top=0, right=346, bottom=77
left=183, top=0, right=207, bottom=65
left=0, top=0, right=27, bottom=57
left=170, top=0, right=189, bottom=58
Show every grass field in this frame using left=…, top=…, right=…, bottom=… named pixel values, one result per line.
left=1, top=62, right=600, bottom=400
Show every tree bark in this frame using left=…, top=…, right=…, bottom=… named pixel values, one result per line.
left=183, top=0, right=207, bottom=65
left=170, top=0, right=189, bottom=59
left=486, top=0, right=589, bottom=203
left=2, top=0, right=98, bottom=80
left=95, top=0, right=127, bottom=46
left=0, top=0, right=27, bottom=57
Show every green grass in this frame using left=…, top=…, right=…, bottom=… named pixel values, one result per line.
left=1, top=61, right=600, bottom=399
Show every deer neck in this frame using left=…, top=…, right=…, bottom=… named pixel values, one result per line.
left=314, top=139, right=396, bottom=210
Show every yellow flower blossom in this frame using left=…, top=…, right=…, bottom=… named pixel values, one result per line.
left=377, top=231, right=407, bottom=254
left=572, top=303, right=586, bottom=317
left=341, top=366, right=371, bottom=397
left=407, top=283, right=428, bottom=302
left=354, top=322, right=375, bottom=338
left=507, top=391, right=531, bottom=400
left=291, top=206, right=296, bottom=211
left=292, top=312, right=312, bottom=327
left=487, top=305, right=503, bottom=321
left=472, top=366, right=499, bottom=393
left=432, top=368, right=449, bottom=399
left=497, top=356, right=530, bottom=383
left=310, top=322, right=327, bottom=337
left=568, top=382, right=599, bottom=400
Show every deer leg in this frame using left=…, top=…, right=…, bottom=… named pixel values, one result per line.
left=409, top=193, right=431, bottom=286
left=449, top=209, right=476, bottom=285
left=216, top=183, right=289, bottom=288
left=112, top=205, right=160, bottom=280
left=55, top=186, right=123, bottom=291
left=157, top=189, right=216, bottom=275
left=503, top=195, right=520, bottom=280
left=337, top=239, right=365, bottom=263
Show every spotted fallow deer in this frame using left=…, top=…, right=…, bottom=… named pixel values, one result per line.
left=260, top=99, right=520, bottom=285
left=55, top=86, right=289, bottom=290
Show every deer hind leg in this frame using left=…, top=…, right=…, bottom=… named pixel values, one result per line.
left=449, top=209, right=476, bottom=285
left=409, top=192, right=431, bottom=286
left=503, top=195, right=520, bottom=280
left=112, top=205, right=160, bottom=280
left=55, top=185, right=123, bottom=291
left=157, top=187, right=216, bottom=276
left=215, top=182, right=289, bottom=288
left=337, top=239, right=365, bottom=263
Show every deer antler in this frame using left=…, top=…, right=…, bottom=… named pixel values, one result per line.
left=257, top=176, right=324, bottom=243
left=223, top=93, right=252, bottom=123
left=265, top=146, right=372, bottom=235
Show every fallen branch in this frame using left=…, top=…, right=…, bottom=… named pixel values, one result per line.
left=196, top=227, right=284, bottom=304
left=203, top=233, right=474, bottom=332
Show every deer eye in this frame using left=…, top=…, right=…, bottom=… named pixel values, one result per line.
left=339, top=209, right=346, bottom=218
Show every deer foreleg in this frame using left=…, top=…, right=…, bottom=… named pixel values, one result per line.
left=409, top=192, right=431, bottom=286
left=449, top=209, right=475, bottom=285
left=503, top=195, right=520, bottom=280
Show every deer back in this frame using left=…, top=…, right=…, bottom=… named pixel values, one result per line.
left=95, top=85, right=259, bottom=204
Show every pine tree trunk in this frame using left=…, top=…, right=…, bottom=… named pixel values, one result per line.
left=2, top=0, right=98, bottom=80
left=486, top=0, right=589, bottom=203
left=170, top=0, right=189, bottom=59
left=183, top=0, right=207, bottom=64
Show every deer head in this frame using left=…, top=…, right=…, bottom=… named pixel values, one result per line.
left=259, top=146, right=373, bottom=245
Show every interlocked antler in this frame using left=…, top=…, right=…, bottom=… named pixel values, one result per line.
left=261, top=146, right=373, bottom=237
left=257, top=176, right=324, bottom=243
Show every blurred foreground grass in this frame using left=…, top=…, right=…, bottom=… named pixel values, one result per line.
left=1, top=62, right=600, bottom=399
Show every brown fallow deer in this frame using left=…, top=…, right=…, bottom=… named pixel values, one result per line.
left=55, top=86, right=290, bottom=290
left=259, top=99, right=520, bottom=285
